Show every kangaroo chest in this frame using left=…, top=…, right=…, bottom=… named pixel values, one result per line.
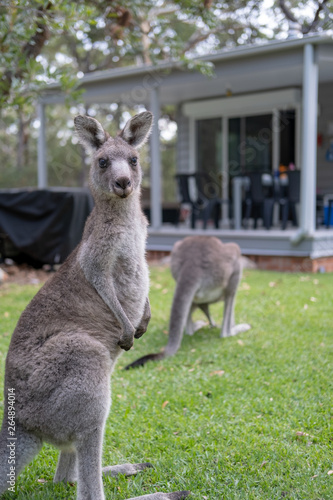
left=108, top=226, right=149, bottom=316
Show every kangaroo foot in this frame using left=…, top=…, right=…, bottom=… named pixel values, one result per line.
left=230, top=323, right=251, bottom=336
left=126, top=491, right=191, bottom=500
left=102, top=462, right=153, bottom=478
left=185, top=320, right=207, bottom=335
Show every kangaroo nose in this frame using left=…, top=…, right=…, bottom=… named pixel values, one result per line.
left=115, top=177, right=131, bottom=190
left=115, top=177, right=131, bottom=189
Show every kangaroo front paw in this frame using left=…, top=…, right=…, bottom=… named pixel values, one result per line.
left=134, top=324, right=148, bottom=339
left=118, top=337, right=134, bottom=351
left=118, top=326, right=135, bottom=351
left=135, top=300, right=151, bottom=339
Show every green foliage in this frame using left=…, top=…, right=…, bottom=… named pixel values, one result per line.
left=0, top=1, right=84, bottom=108
left=0, top=268, right=332, bottom=499
left=3, top=0, right=332, bottom=111
left=1, top=0, right=332, bottom=188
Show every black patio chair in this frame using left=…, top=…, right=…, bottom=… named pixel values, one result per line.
left=244, top=172, right=274, bottom=229
left=279, top=170, right=300, bottom=230
left=175, top=173, right=197, bottom=228
left=175, top=173, right=228, bottom=229
left=194, top=172, right=229, bottom=229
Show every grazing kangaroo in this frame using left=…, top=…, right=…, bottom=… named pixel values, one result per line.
left=125, top=236, right=251, bottom=369
left=0, top=112, right=189, bottom=500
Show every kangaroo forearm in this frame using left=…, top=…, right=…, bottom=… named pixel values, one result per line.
left=135, top=297, right=151, bottom=338
left=94, top=279, right=134, bottom=333
left=81, top=259, right=134, bottom=334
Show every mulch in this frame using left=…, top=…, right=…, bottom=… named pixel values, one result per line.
left=0, top=263, right=52, bottom=286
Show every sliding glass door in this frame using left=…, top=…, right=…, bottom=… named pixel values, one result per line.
left=196, top=118, right=222, bottom=179
left=228, top=114, right=272, bottom=176
left=194, top=110, right=296, bottom=217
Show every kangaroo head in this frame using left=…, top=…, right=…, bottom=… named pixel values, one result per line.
left=74, top=112, right=153, bottom=199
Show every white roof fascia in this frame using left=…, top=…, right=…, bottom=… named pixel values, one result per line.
left=182, top=88, right=302, bottom=119
left=42, top=33, right=333, bottom=95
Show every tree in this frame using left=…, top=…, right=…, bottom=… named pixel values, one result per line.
left=0, top=0, right=332, bottom=188
left=278, top=0, right=332, bottom=34
left=2, top=1, right=333, bottom=110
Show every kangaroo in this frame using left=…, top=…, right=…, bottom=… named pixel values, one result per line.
left=0, top=112, right=189, bottom=500
left=125, top=236, right=251, bottom=369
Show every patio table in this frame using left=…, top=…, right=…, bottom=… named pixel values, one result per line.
left=0, top=187, right=93, bottom=265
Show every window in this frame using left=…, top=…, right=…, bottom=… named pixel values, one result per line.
left=196, top=118, right=222, bottom=178
left=279, top=110, right=295, bottom=167
left=229, top=114, right=273, bottom=177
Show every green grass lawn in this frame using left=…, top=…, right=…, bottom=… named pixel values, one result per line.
left=0, top=267, right=332, bottom=499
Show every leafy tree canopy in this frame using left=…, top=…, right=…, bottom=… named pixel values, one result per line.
left=1, top=0, right=332, bottom=110
left=0, top=1, right=332, bottom=190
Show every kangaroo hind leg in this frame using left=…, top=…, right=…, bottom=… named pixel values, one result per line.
left=0, top=423, right=42, bottom=495
left=103, top=462, right=153, bottom=478
left=126, top=491, right=191, bottom=499
left=76, top=427, right=105, bottom=500
left=198, top=303, right=217, bottom=328
left=54, top=449, right=77, bottom=483
left=221, top=269, right=251, bottom=337
left=185, top=304, right=197, bottom=336
left=186, top=303, right=211, bottom=335
left=220, top=270, right=240, bottom=338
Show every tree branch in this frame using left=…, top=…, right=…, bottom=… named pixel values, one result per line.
left=183, top=28, right=218, bottom=54
left=279, top=0, right=330, bottom=34
left=278, top=0, right=298, bottom=24
left=302, top=0, right=329, bottom=34
left=23, top=2, right=53, bottom=58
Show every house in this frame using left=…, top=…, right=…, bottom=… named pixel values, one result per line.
left=39, top=33, right=333, bottom=271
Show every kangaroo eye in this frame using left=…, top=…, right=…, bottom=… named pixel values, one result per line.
left=98, top=158, right=108, bottom=169
left=130, top=157, right=138, bottom=166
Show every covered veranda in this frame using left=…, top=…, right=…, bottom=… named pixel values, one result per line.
left=38, top=33, right=333, bottom=271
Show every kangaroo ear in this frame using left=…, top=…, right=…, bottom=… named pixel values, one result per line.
left=120, top=111, right=153, bottom=149
left=74, top=115, right=109, bottom=152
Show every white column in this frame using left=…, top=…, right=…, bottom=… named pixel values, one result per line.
left=272, top=108, right=280, bottom=173
left=295, top=104, right=301, bottom=169
left=149, top=86, right=162, bottom=230
left=299, top=43, right=318, bottom=235
left=222, top=116, right=229, bottom=224
left=37, top=101, right=47, bottom=188
left=233, top=177, right=243, bottom=230
left=272, top=109, right=280, bottom=227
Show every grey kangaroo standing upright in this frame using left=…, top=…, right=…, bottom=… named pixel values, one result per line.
left=0, top=112, right=189, bottom=500
left=125, top=236, right=251, bottom=369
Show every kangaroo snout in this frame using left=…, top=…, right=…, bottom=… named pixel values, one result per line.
left=113, top=176, right=132, bottom=198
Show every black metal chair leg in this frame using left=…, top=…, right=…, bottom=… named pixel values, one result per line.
left=327, top=200, right=333, bottom=229
left=244, top=200, right=252, bottom=229
left=213, top=201, right=221, bottom=229
left=191, top=207, right=196, bottom=229
left=263, top=199, right=274, bottom=230
left=281, top=200, right=289, bottom=230
left=290, top=202, right=298, bottom=227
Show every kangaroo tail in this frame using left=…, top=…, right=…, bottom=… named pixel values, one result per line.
left=124, top=274, right=198, bottom=370
left=124, top=351, right=165, bottom=370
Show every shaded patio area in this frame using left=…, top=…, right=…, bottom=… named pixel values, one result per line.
left=33, top=33, right=333, bottom=270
